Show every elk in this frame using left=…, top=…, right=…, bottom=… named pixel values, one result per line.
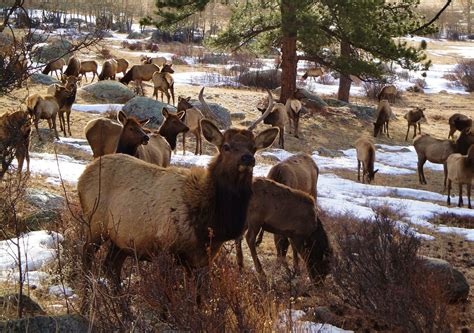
left=63, top=56, right=81, bottom=77
left=286, top=89, right=305, bottom=138
left=235, top=178, right=331, bottom=282
left=115, top=58, right=129, bottom=76
left=152, top=64, right=175, bottom=105
left=26, top=85, right=72, bottom=141
left=98, top=59, right=118, bottom=81
left=448, top=113, right=472, bottom=139
left=0, top=111, right=31, bottom=176
left=413, top=134, right=456, bottom=189
left=377, top=84, right=397, bottom=103
left=77, top=91, right=277, bottom=311
left=141, top=55, right=167, bottom=67
left=79, top=60, right=99, bottom=82
left=47, top=76, right=79, bottom=137
left=404, top=107, right=427, bottom=141
left=42, top=58, right=66, bottom=79
left=373, top=99, right=393, bottom=138
left=177, top=96, right=204, bottom=155
left=447, top=145, right=474, bottom=208
left=120, top=63, right=160, bottom=96
left=456, top=128, right=474, bottom=155
left=157, top=107, right=190, bottom=152
left=355, top=137, right=378, bottom=184
left=301, top=67, right=324, bottom=81
left=257, top=95, right=287, bottom=148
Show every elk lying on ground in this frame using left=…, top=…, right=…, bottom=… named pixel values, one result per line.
left=141, top=55, right=167, bottom=67
left=235, top=178, right=331, bottom=281
left=42, top=58, right=65, bottom=79
left=77, top=92, right=277, bottom=312
left=177, top=96, right=204, bottom=155
left=377, top=84, right=397, bottom=102
left=373, top=99, right=393, bottom=138
left=413, top=134, right=455, bottom=189
left=0, top=111, right=31, bottom=176
left=47, top=76, right=79, bottom=137
left=404, top=107, right=427, bottom=141
left=26, top=85, right=72, bottom=140
left=355, top=137, right=378, bottom=184
left=79, top=60, right=99, bottom=82
left=448, top=113, right=472, bottom=139
left=447, top=145, right=474, bottom=208
left=301, top=67, right=324, bottom=81
left=64, top=56, right=81, bottom=77
left=120, top=63, right=160, bottom=95
left=246, top=153, right=319, bottom=273
left=286, top=89, right=305, bottom=138
left=257, top=95, right=287, bottom=148
left=99, top=59, right=118, bottom=81
left=152, top=64, right=175, bottom=105
left=115, top=58, right=129, bottom=76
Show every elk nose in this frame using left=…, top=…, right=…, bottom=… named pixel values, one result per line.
left=240, top=154, right=255, bottom=167
left=143, top=135, right=150, bottom=143
left=183, top=126, right=190, bottom=133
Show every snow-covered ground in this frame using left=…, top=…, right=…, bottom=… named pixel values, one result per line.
left=71, top=104, right=123, bottom=113
left=277, top=309, right=353, bottom=333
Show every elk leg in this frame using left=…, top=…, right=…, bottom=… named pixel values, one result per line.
left=67, top=110, right=72, bottom=136
left=165, top=91, right=171, bottom=105
left=52, top=116, right=59, bottom=140
left=386, top=121, right=390, bottom=138
left=447, top=179, right=451, bottom=206
left=294, top=116, right=300, bottom=138
left=443, top=162, right=448, bottom=191
left=459, top=183, right=463, bottom=207
left=103, top=243, right=127, bottom=293
left=194, top=131, right=199, bottom=155
left=468, top=183, right=472, bottom=209
left=274, top=234, right=290, bottom=268
left=60, top=112, right=67, bottom=137
left=16, top=152, right=24, bottom=175
left=182, top=132, right=186, bottom=155
left=290, top=240, right=300, bottom=274
left=153, top=87, right=158, bottom=100
left=418, top=122, right=421, bottom=136
left=357, top=160, right=361, bottom=182
left=81, top=239, right=102, bottom=315
left=235, top=237, right=244, bottom=269
left=34, top=118, right=42, bottom=142
left=405, top=124, right=410, bottom=141
left=417, top=157, right=427, bottom=184
left=280, top=126, right=284, bottom=149
left=245, top=227, right=265, bottom=277
left=47, top=118, right=53, bottom=130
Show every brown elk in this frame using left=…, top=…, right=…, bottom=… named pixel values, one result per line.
left=257, top=95, right=287, bottom=148
left=448, top=113, right=472, bottom=139
left=373, top=99, right=392, bottom=138
left=301, top=67, right=324, bottom=81
left=141, top=55, right=167, bottom=67
left=115, top=58, right=129, bottom=76
left=63, top=56, right=81, bottom=77
left=152, top=64, right=175, bottom=105
left=404, top=107, right=427, bottom=141
left=413, top=134, right=455, bottom=189
left=77, top=91, right=277, bottom=311
left=157, top=107, right=190, bottom=152
left=447, top=145, right=474, bottom=208
left=177, top=96, right=204, bottom=155
left=120, top=63, right=160, bottom=95
left=0, top=111, right=31, bottom=177
left=377, top=84, right=397, bottom=102
left=286, top=89, right=305, bottom=138
left=456, top=128, right=474, bottom=155
left=98, top=59, right=118, bottom=81
left=79, top=60, right=99, bottom=82
left=355, top=137, right=378, bottom=184
left=42, top=58, right=66, bottom=79
left=235, top=178, right=331, bottom=282
left=47, top=76, right=79, bottom=137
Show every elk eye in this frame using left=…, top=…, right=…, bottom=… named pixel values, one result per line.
left=222, top=143, right=231, bottom=151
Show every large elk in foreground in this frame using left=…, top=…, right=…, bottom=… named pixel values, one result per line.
left=77, top=91, right=277, bottom=312
left=355, top=137, right=378, bottom=184
left=373, top=99, right=392, bottom=138
left=447, top=145, right=474, bottom=208
left=235, top=178, right=331, bottom=282
left=404, top=107, right=427, bottom=141
left=152, top=64, right=175, bottom=105
left=0, top=111, right=31, bottom=177
left=448, top=113, right=472, bottom=139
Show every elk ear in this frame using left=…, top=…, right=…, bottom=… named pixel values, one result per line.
left=255, top=127, right=279, bottom=151
left=139, top=118, right=150, bottom=126
left=117, top=110, right=128, bottom=125
left=162, top=107, right=170, bottom=118
left=201, top=119, right=223, bottom=147
left=177, top=111, right=186, bottom=120
left=186, top=97, right=191, bottom=102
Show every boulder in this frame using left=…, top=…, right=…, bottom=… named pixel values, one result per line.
left=33, top=39, right=73, bottom=63
left=317, top=147, right=344, bottom=158
left=421, top=256, right=470, bottom=303
left=230, top=112, right=246, bottom=121
left=0, top=294, right=45, bottom=318
left=324, top=98, right=376, bottom=120
left=26, top=189, right=65, bottom=210
left=274, top=87, right=328, bottom=113
left=123, top=96, right=175, bottom=128
left=81, top=81, right=136, bottom=103
left=127, top=31, right=148, bottom=39
left=189, top=99, right=232, bottom=129
left=29, top=74, right=61, bottom=86
left=0, top=315, right=90, bottom=333
left=238, top=69, right=281, bottom=89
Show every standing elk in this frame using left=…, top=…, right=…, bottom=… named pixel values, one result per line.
left=257, top=94, right=287, bottom=148
left=115, top=58, right=129, bottom=76
left=404, top=107, right=427, bottom=141
left=63, top=56, right=81, bottom=77
left=99, top=59, right=118, bottom=81
left=355, top=137, right=378, bottom=184
left=158, top=108, right=190, bottom=152
left=447, top=145, right=474, bottom=208
left=42, top=58, right=65, bottom=80
left=120, top=63, right=160, bottom=96
left=377, top=84, right=397, bottom=103
left=456, top=128, right=474, bottom=155
left=79, top=60, right=99, bottom=82
left=373, top=99, right=392, bottom=138
left=141, top=55, right=167, bottom=67
left=152, top=64, right=175, bottom=105
left=77, top=91, right=277, bottom=312
left=0, top=111, right=31, bottom=177
left=286, top=89, right=305, bottom=138
left=47, top=76, right=79, bottom=137
left=177, top=95, right=204, bottom=155
left=448, top=113, right=472, bottom=139
left=301, top=67, right=325, bottom=81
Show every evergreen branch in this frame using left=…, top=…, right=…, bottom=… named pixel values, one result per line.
left=409, top=0, right=452, bottom=35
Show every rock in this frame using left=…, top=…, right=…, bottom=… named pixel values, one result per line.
left=238, top=69, right=281, bottom=89
left=23, top=210, right=60, bottom=230
left=313, top=306, right=335, bottom=323
left=400, top=147, right=411, bottom=153
left=324, top=98, right=376, bottom=120
left=230, top=112, right=246, bottom=121
left=26, top=189, right=65, bottom=210
left=317, top=147, right=343, bottom=158
left=189, top=99, right=232, bottom=129
left=98, top=30, right=114, bottom=38
left=123, top=96, right=175, bottom=128
left=0, top=315, right=90, bottom=333
left=421, top=256, right=470, bottom=303
left=127, top=31, right=148, bottom=39
left=0, top=294, right=45, bottom=318
left=33, top=39, right=73, bottom=63
left=29, top=74, right=61, bottom=86
left=81, top=81, right=136, bottom=103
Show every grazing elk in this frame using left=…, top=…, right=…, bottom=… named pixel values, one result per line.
left=235, top=178, right=331, bottom=282
left=0, top=111, right=31, bottom=177
left=413, top=134, right=455, bottom=189
left=177, top=96, right=204, bottom=155
left=355, top=137, right=378, bottom=184
left=99, top=59, right=118, bottom=81
left=257, top=95, right=287, bottom=148
left=373, top=99, right=393, bottom=138
left=301, top=67, right=324, bottom=81
left=42, top=58, right=66, bottom=79
left=448, top=113, right=472, bottom=139
left=286, top=89, right=305, bottom=138
left=120, top=63, right=160, bottom=96
left=47, top=76, right=79, bottom=137
left=115, top=58, right=129, bottom=76
left=77, top=91, right=277, bottom=312
left=141, top=55, right=167, bottom=67
left=152, top=64, right=175, bottom=105
left=447, top=145, right=474, bottom=208
left=63, top=56, right=81, bottom=77
left=377, top=84, right=397, bottom=103
left=79, top=60, right=99, bottom=82
left=404, top=107, right=427, bottom=141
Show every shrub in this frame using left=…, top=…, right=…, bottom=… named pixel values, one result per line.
left=171, top=55, right=188, bottom=65
left=199, top=53, right=231, bottom=65
left=453, top=59, right=474, bottom=92
left=238, top=69, right=281, bottom=89
left=362, top=80, right=388, bottom=100
left=98, top=47, right=113, bottom=59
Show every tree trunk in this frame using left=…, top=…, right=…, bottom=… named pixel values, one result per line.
left=467, top=0, right=472, bottom=34
left=337, top=40, right=352, bottom=102
left=279, top=0, right=298, bottom=104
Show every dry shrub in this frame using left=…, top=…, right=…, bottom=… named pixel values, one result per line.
left=332, top=208, right=454, bottom=332
left=428, top=212, right=474, bottom=229
left=453, top=59, right=474, bottom=92
left=238, top=69, right=281, bottom=90
left=171, top=55, right=188, bottom=65
left=413, top=78, right=427, bottom=89
left=98, top=47, right=112, bottom=59
left=317, top=74, right=335, bottom=85
left=362, top=80, right=387, bottom=100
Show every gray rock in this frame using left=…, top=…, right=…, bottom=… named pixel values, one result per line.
left=421, top=256, right=470, bottom=303
left=99, top=30, right=114, bottom=38
left=33, top=39, right=73, bottom=63
left=238, top=69, right=281, bottom=89
left=81, top=81, right=136, bottom=103
left=189, top=99, right=232, bottom=129
left=230, top=112, right=246, bottom=121
left=123, top=96, right=176, bottom=128
left=0, top=315, right=90, bottom=333
left=0, top=294, right=45, bottom=317
left=127, top=31, right=148, bottom=39
left=317, top=147, right=344, bottom=158
left=26, top=189, right=65, bottom=210
left=324, top=98, right=376, bottom=120
left=400, top=147, right=411, bottom=153
left=30, top=74, right=61, bottom=86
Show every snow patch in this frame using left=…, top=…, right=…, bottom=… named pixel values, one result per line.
left=72, top=104, right=123, bottom=113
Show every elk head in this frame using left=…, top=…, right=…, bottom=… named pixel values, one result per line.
left=158, top=107, right=189, bottom=150
left=161, top=64, right=174, bottom=74
left=177, top=96, right=193, bottom=112
left=116, top=111, right=150, bottom=155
